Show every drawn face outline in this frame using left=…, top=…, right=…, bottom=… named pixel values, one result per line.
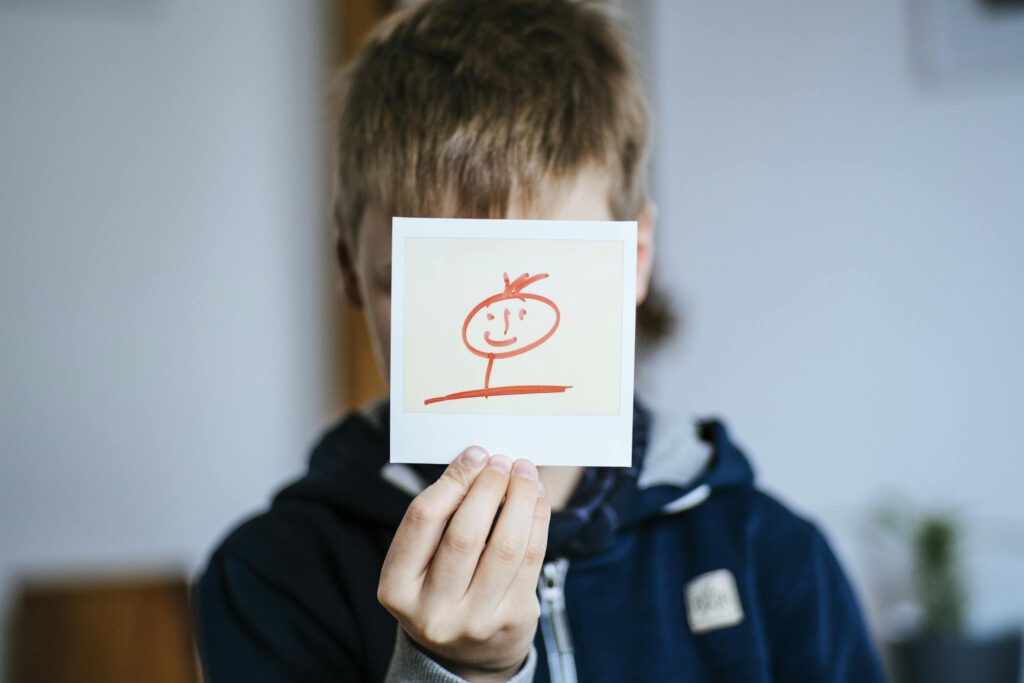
left=461, top=273, right=560, bottom=359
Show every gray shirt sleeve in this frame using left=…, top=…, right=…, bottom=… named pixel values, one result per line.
left=384, top=627, right=537, bottom=683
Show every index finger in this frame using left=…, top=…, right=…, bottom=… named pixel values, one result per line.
left=379, top=446, right=489, bottom=590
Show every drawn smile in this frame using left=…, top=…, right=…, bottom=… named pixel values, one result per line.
left=484, top=331, right=518, bottom=347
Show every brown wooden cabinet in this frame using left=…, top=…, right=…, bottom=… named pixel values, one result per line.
left=7, top=576, right=199, bottom=683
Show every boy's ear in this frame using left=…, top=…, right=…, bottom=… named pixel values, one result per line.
left=636, top=201, right=657, bottom=305
left=336, top=236, right=364, bottom=308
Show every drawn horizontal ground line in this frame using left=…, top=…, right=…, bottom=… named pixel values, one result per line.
left=423, top=385, right=573, bottom=405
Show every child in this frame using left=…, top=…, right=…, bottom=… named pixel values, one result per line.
left=196, top=1, right=885, bottom=681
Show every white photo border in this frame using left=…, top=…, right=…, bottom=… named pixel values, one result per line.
left=389, top=217, right=638, bottom=467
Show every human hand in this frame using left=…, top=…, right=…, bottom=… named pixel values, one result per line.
left=378, top=447, right=550, bottom=682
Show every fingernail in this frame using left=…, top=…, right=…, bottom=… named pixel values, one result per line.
left=513, top=459, right=537, bottom=480
left=488, top=454, right=512, bottom=473
left=459, top=446, right=487, bottom=468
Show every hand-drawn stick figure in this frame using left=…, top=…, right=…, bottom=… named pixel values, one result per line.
left=423, top=272, right=572, bottom=405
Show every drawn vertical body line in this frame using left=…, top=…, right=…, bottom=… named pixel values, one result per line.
left=423, top=272, right=573, bottom=406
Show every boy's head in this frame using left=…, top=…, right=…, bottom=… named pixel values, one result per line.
left=333, top=0, right=655, bottom=379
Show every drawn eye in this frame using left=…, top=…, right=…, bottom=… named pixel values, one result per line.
left=519, top=308, right=527, bottom=320
left=486, top=312, right=494, bottom=321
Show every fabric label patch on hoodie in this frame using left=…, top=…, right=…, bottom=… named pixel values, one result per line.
left=685, top=569, right=745, bottom=633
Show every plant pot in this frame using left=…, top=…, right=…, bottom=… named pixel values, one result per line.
left=887, top=630, right=1022, bottom=683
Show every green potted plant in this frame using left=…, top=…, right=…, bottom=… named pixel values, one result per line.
left=877, top=506, right=1022, bottom=683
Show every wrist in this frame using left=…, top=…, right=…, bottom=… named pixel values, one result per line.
left=404, top=629, right=529, bottom=681
left=447, top=655, right=528, bottom=683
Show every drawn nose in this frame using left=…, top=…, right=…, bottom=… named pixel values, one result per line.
left=503, top=307, right=511, bottom=335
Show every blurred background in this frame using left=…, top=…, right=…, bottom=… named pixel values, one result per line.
left=2, top=0, right=1023, bottom=680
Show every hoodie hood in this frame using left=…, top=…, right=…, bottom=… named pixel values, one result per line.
left=622, top=418, right=756, bottom=525
left=272, top=403, right=408, bottom=529
left=274, top=401, right=757, bottom=543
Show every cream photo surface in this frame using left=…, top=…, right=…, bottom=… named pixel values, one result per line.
left=403, top=236, right=623, bottom=416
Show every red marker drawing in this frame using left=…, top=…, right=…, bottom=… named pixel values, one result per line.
left=423, top=272, right=572, bottom=405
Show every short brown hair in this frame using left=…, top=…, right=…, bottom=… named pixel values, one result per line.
left=332, top=0, right=650, bottom=243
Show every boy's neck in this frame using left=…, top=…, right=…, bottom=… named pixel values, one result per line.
left=537, top=466, right=585, bottom=511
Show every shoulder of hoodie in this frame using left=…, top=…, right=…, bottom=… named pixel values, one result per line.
left=685, top=486, right=857, bottom=646
left=194, top=414, right=394, bottom=676
left=650, top=415, right=847, bottom=604
left=202, top=409, right=398, bottom=599
left=710, top=482, right=840, bottom=574
left=740, top=489, right=861, bottom=643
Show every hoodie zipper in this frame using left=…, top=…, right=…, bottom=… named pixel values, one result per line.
left=538, top=558, right=577, bottom=683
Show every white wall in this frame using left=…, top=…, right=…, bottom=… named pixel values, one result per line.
left=640, top=0, right=1024, bottom=639
left=0, top=0, right=336, bottom=664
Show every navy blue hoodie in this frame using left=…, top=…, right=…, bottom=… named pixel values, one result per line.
left=196, top=402, right=885, bottom=682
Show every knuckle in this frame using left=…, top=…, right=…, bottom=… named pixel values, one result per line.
left=419, top=617, right=453, bottom=647
left=523, top=542, right=546, bottom=567
left=502, top=600, right=539, bottom=627
left=376, top=583, right=407, bottom=615
left=441, top=463, right=472, bottom=490
left=442, top=526, right=480, bottom=555
left=475, top=473, right=508, bottom=498
left=491, top=537, right=521, bottom=564
left=463, top=620, right=495, bottom=644
left=492, top=619, right=518, bottom=641
left=404, top=498, right=436, bottom=525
